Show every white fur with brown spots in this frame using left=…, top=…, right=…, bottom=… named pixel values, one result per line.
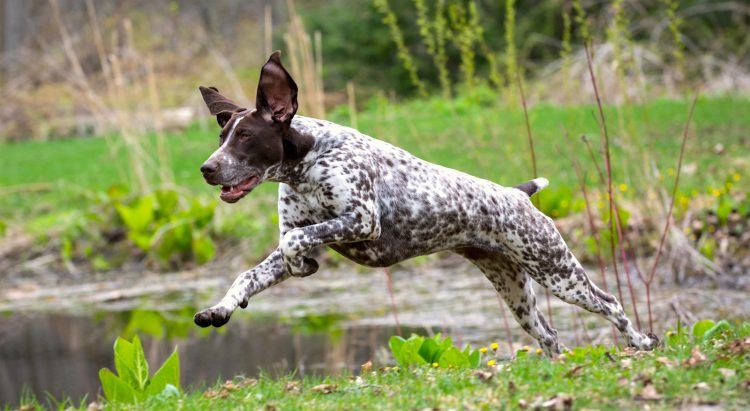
left=194, top=52, right=658, bottom=356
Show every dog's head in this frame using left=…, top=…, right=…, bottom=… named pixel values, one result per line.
left=199, top=51, right=299, bottom=203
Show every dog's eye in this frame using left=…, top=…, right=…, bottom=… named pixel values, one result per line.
left=238, top=132, right=252, bottom=142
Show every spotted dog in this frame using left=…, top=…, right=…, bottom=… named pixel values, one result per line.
left=194, top=51, right=658, bottom=356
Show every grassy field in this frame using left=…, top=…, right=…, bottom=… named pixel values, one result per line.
left=2, top=95, right=749, bottom=223
left=16, top=321, right=750, bottom=410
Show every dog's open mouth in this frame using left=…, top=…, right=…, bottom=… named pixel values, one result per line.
left=219, top=176, right=260, bottom=203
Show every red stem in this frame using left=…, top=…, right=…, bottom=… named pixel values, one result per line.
left=383, top=267, right=402, bottom=337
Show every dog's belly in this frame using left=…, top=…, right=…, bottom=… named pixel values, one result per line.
left=327, top=217, right=465, bottom=267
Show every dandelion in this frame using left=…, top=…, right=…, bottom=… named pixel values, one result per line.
left=487, top=359, right=496, bottom=366
left=479, top=347, right=488, bottom=354
left=712, top=188, right=721, bottom=198
left=432, top=362, right=439, bottom=368
left=732, top=173, right=740, bottom=182
left=521, top=345, right=531, bottom=352
left=618, top=183, right=628, bottom=193
left=490, top=342, right=499, bottom=351
left=535, top=348, right=543, bottom=355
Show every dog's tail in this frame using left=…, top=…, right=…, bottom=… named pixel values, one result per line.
left=513, top=177, right=549, bottom=197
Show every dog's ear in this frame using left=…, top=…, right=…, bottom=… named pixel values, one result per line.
left=255, top=51, right=298, bottom=128
left=198, top=86, right=245, bottom=127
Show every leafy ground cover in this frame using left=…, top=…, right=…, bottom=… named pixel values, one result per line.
left=14, top=320, right=750, bottom=410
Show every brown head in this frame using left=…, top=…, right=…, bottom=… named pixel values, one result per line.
left=199, top=51, right=310, bottom=203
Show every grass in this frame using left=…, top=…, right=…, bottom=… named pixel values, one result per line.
left=16, top=321, right=750, bottom=410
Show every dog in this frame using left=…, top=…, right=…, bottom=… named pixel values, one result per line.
left=194, top=51, right=658, bottom=356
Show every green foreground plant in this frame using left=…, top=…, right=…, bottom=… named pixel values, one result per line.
left=98, top=335, right=181, bottom=404
left=389, top=334, right=481, bottom=368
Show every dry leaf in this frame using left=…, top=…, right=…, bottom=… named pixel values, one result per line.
left=540, top=394, right=573, bottom=410
left=718, top=368, right=736, bottom=378
left=692, top=382, right=711, bottom=391
left=655, top=357, right=675, bottom=368
left=636, top=383, right=663, bottom=401
left=685, top=346, right=707, bottom=367
left=727, top=337, right=750, bottom=355
left=620, top=359, right=633, bottom=369
left=361, top=360, right=373, bottom=373
left=284, top=381, right=301, bottom=393
left=474, top=370, right=494, bottom=382
left=311, top=384, right=337, bottom=394
left=565, top=365, right=584, bottom=377
left=203, top=389, right=229, bottom=399
left=238, top=378, right=258, bottom=387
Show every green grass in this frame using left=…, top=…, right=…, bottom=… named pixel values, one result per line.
left=17, top=321, right=750, bottom=410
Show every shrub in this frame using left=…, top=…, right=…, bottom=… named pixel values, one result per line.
left=389, top=334, right=481, bottom=368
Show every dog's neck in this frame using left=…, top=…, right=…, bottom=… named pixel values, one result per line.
left=263, top=116, right=326, bottom=186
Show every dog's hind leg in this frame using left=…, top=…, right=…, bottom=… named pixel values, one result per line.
left=511, top=210, right=658, bottom=350
left=194, top=249, right=289, bottom=328
left=459, top=248, right=561, bottom=357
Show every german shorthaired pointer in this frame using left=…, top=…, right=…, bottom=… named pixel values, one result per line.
left=194, top=51, right=658, bottom=356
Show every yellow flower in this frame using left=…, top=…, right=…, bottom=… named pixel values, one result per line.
left=432, top=362, right=439, bottom=368
left=712, top=188, right=721, bottom=198
left=479, top=347, right=488, bottom=354
left=535, top=348, right=543, bottom=355
left=521, top=345, right=531, bottom=352
left=490, top=342, right=499, bottom=351
left=667, top=168, right=675, bottom=177
left=487, top=360, right=496, bottom=367
left=732, top=173, right=740, bottom=182
left=619, top=183, right=628, bottom=193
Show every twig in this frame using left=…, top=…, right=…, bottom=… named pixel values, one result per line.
left=645, top=93, right=698, bottom=332
left=383, top=267, right=402, bottom=337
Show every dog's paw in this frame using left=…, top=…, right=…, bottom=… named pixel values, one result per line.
left=194, top=306, right=232, bottom=328
left=630, top=332, right=660, bottom=351
left=286, top=256, right=319, bottom=277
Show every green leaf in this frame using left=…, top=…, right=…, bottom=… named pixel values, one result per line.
left=702, top=320, right=731, bottom=342
left=113, top=337, right=140, bottom=390
left=438, top=347, right=470, bottom=368
left=154, top=189, right=179, bottom=219
left=389, top=335, right=406, bottom=357
left=146, top=347, right=181, bottom=396
left=191, top=234, right=216, bottom=264
left=398, top=336, right=427, bottom=366
left=99, top=368, right=138, bottom=404
left=418, top=338, right=440, bottom=363
left=692, top=319, right=716, bottom=340
left=130, top=335, right=150, bottom=391
left=468, top=349, right=481, bottom=368
left=115, top=196, right=155, bottom=233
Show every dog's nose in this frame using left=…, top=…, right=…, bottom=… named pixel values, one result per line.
left=201, top=161, right=218, bottom=176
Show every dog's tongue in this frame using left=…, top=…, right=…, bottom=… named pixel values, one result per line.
left=220, top=176, right=259, bottom=200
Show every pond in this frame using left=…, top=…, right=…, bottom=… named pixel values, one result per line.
left=0, top=310, right=414, bottom=407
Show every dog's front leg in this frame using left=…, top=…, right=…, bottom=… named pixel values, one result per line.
left=194, top=249, right=288, bottom=327
left=280, top=212, right=380, bottom=277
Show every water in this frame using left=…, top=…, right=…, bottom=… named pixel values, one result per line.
left=0, top=311, right=408, bottom=407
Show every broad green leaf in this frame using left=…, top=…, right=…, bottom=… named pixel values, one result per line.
left=115, top=196, right=154, bottom=233
left=389, top=335, right=406, bottom=358
left=702, top=320, right=730, bottom=342
left=146, top=347, right=181, bottom=396
left=191, top=234, right=216, bottom=265
left=692, top=319, right=716, bottom=339
left=130, top=335, right=150, bottom=390
left=398, top=336, right=427, bottom=366
left=114, top=337, right=139, bottom=389
left=468, top=349, right=481, bottom=368
left=418, top=338, right=440, bottom=363
left=438, top=347, right=470, bottom=368
left=99, top=368, right=138, bottom=404
left=154, top=190, right=179, bottom=218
